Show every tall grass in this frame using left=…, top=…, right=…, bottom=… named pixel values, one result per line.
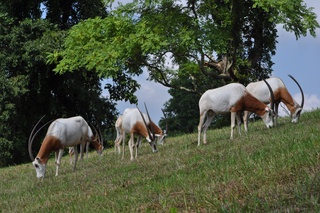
left=1, top=109, right=320, bottom=212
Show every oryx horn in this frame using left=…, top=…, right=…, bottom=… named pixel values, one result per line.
left=28, top=116, right=53, bottom=161
left=98, top=128, right=103, bottom=147
left=136, top=104, right=154, bottom=141
left=144, top=102, right=155, bottom=140
left=88, top=122, right=103, bottom=146
left=288, top=74, right=304, bottom=108
left=263, top=79, right=275, bottom=111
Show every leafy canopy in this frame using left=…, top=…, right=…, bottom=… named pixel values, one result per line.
left=50, top=0, right=319, bottom=97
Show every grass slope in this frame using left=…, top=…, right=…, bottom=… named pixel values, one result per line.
left=1, top=109, right=320, bottom=212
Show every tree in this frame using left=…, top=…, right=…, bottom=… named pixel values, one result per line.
left=0, top=1, right=115, bottom=166
left=50, top=0, right=319, bottom=95
left=49, top=0, right=319, bottom=132
left=44, top=0, right=108, bottom=29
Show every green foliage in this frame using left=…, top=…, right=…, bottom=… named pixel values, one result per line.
left=252, top=0, right=320, bottom=38
left=43, top=0, right=108, bottom=29
left=47, top=15, right=144, bottom=103
left=0, top=2, right=116, bottom=166
left=0, top=0, right=42, bottom=21
left=49, top=0, right=319, bottom=134
left=0, top=138, right=13, bottom=167
left=1, top=109, right=320, bottom=211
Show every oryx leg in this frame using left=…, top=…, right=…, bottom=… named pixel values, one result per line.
left=85, top=141, right=90, bottom=159
left=230, top=111, right=237, bottom=139
left=114, top=135, right=122, bottom=154
left=55, top=148, right=64, bottom=176
left=71, top=145, right=79, bottom=172
left=236, top=112, right=242, bottom=136
left=197, top=113, right=205, bottom=146
left=128, top=133, right=135, bottom=160
left=274, top=102, right=279, bottom=126
left=69, top=147, right=74, bottom=165
left=136, top=135, right=142, bottom=148
left=198, top=110, right=215, bottom=145
left=115, top=121, right=123, bottom=154
left=79, top=138, right=86, bottom=161
left=122, top=132, right=126, bottom=159
left=243, top=110, right=251, bottom=132
left=135, top=135, right=141, bottom=159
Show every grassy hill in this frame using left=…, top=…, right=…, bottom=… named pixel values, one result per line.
left=1, top=109, right=320, bottom=212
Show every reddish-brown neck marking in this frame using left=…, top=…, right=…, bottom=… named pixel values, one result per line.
left=36, top=135, right=64, bottom=164
left=131, top=122, right=150, bottom=138
left=148, top=121, right=162, bottom=135
left=231, top=92, right=267, bottom=116
left=273, top=88, right=296, bottom=112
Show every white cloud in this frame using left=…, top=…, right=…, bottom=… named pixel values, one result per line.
left=294, top=93, right=320, bottom=112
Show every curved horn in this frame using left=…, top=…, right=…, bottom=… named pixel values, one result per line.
left=288, top=74, right=304, bottom=108
left=144, top=103, right=155, bottom=140
left=263, top=79, right=275, bottom=111
left=136, top=105, right=154, bottom=141
left=88, top=122, right=101, bottom=144
left=161, top=109, right=168, bottom=134
left=28, top=116, right=53, bottom=161
left=98, top=128, right=103, bottom=147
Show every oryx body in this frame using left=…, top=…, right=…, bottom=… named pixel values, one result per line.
left=198, top=82, right=275, bottom=145
left=244, top=75, right=304, bottom=131
left=121, top=107, right=166, bottom=160
left=29, top=116, right=102, bottom=178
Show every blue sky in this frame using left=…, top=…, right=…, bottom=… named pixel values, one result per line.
left=272, top=0, right=320, bottom=115
left=109, top=0, right=320, bottom=123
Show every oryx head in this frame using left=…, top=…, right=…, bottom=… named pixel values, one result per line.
left=137, top=103, right=158, bottom=153
left=28, top=115, right=52, bottom=179
left=262, top=79, right=276, bottom=128
left=288, top=75, right=304, bottom=123
left=32, top=157, right=47, bottom=178
left=88, top=124, right=104, bottom=156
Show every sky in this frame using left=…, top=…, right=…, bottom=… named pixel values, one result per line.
left=105, top=0, right=320, bottom=124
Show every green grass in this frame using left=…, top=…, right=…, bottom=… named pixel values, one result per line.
left=1, top=109, right=320, bottom=212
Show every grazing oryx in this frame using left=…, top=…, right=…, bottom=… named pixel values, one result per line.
left=114, top=114, right=143, bottom=157
left=121, top=104, right=167, bottom=160
left=198, top=81, right=275, bottom=145
left=244, top=75, right=304, bottom=131
left=28, top=116, right=103, bottom=178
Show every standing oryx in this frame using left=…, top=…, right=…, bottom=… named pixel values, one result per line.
left=198, top=81, right=275, bottom=145
left=121, top=104, right=167, bottom=160
left=243, top=75, right=304, bottom=131
left=28, top=116, right=103, bottom=178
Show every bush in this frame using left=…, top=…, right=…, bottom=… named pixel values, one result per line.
left=0, top=138, right=13, bottom=167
